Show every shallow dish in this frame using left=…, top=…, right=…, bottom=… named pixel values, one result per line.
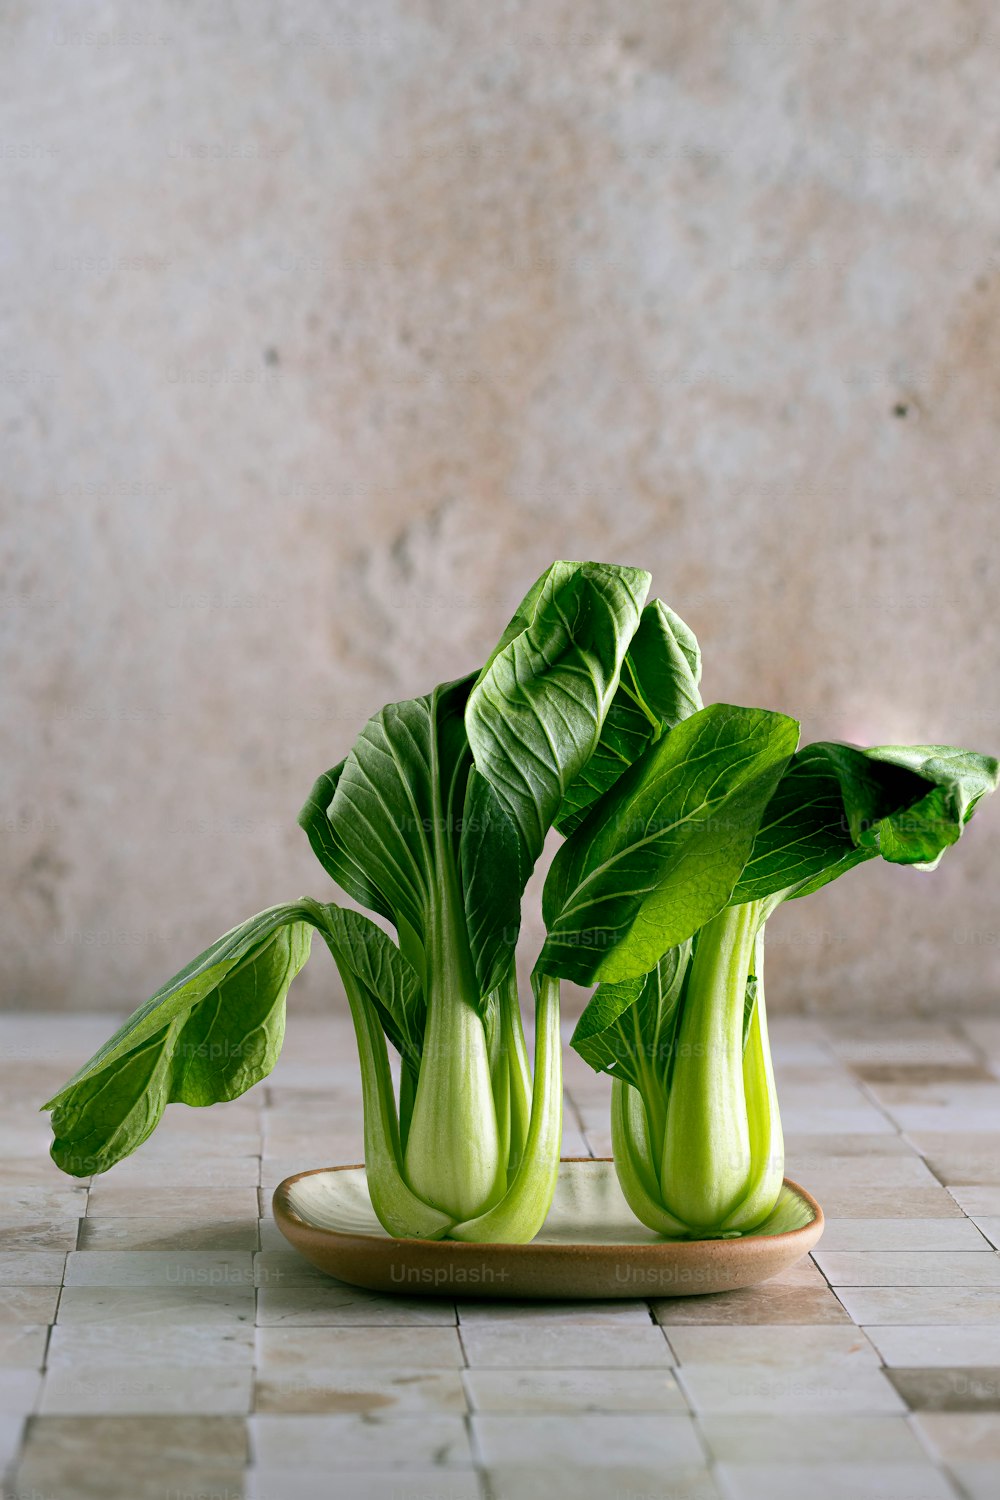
left=273, top=1158, right=824, bottom=1299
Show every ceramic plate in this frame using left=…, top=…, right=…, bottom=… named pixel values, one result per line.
left=273, top=1158, right=824, bottom=1299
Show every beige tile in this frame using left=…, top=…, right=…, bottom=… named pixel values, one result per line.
left=256, top=1366, right=466, bottom=1415
left=0, top=1368, right=42, bottom=1414
left=665, top=1325, right=878, bottom=1367
left=864, top=1325, right=1000, bottom=1368
left=699, top=1414, right=927, bottom=1463
left=485, top=1467, right=718, bottom=1500
left=653, top=1283, right=850, bottom=1326
left=950, top=1463, right=1000, bottom=1500
left=907, top=1133, right=1000, bottom=1185
left=895, top=1107, right=1000, bottom=1133
left=249, top=1470, right=483, bottom=1500
left=973, top=1218, right=1000, bottom=1250
left=460, top=1323, right=673, bottom=1369
left=781, top=1107, right=897, bottom=1135
left=815, top=1186, right=966, bottom=1219
left=0, top=1325, right=48, bottom=1367
left=252, top=1412, right=472, bottom=1468
left=0, top=1252, right=65, bottom=1286
left=57, top=1285, right=254, bottom=1326
left=0, top=1187, right=89, bottom=1223
left=12, top=1414, right=248, bottom=1500
left=914, top=1411, right=1000, bottom=1462
left=677, top=1360, right=904, bottom=1414
left=40, top=1363, right=253, bottom=1416
left=0, top=1287, right=60, bottom=1324
left=784, top=1132, right=915, bottom=1158
left=0, top=1414, right=23, bottom=1473
left=887, top=1366, right=1000, bottom=1411
left=816, top=1251, right=1000, bottom=1287
left=0, top=1157, right=90, bottom=1188
left=256, top=1283, right=456, bottom=1327
left=79, top=1217, right=259, bottom=1251
left=0, top=1220, right=80, bottom=1252
left=86, top=1184, right=259, bottom=1218
left=824, top=1026, right=978, bottom=1067
left=96, top=1155, right=260, bottom=1187
left=257, top=1325, right=464, bottom=1372
left=456, top=1299, right=653, bottom=1326
left=950, top=1187, right=1000, bottom=1215
left=48, top=1320, right=254, bottom=1367
left=837, top=1288, right=1000, bottom=1325
left=464, top=1367, right=685, bottom=1413
left=786, top=1156, right=940, bottom=1190
left=817, top=1218, right=990, bottom=1251
left=472, top=1412, right=704, bottom=1468
left=65, top=1250, right=254, bottom=1288
left=715, top=1463, right=956, bottom=1500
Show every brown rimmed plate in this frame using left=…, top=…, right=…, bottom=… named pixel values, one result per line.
left=273, top=1158, right=824, bottom=1299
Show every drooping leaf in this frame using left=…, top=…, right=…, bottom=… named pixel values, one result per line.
left=731, top=740, right=999, bottom=908
left=466, top=560, right=651, bottom=871
left=555, top=601, right=704, bottom=837
left=317, top=902, right=424, bottom=1069
left=539, top=703, right=799, bottom=985
left=460, top=769, right=525, bottom=997
left=45, top=910, right=316, bottom=1175
left=571, top=940, right=691, bottom=1091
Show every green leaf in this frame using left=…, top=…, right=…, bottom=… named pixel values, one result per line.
left=731, top=740, right=999, bottom=907
left=466, top=560, right=651, bottom=871
left=539, top=703, right=799, bottom=985
left=45, top=908, right=316, bottom=1175
left=460, top=769, right=525, bottom=997
left=316, top=901, right=424, bottom=1069
left=555, top=601, right=704, bottom=838
left=571, top=941, right=691, bottom=1093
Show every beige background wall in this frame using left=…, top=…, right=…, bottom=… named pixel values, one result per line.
left=3, top=2, right=998, bottom=1017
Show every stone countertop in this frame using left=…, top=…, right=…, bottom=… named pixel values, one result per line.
left=2, top=1011, right=999, bottom=1500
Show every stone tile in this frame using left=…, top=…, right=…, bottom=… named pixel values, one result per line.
left=853, top=1062, right=996, bottom=1087
left=837, top=1288, right=1000, bottom=1325
left=915, top=1412, right=1000, bottom=1462
left=907, top=1134, right=1000, bottom=1185
left=486, top=1464, right=719, bottom=1500
left=949, top=1464, right=1000, bottom=1500
left=815, top=1251, right=1000, bottom=1287
left=57, top=1285, right=254, bottom=1326
left=11, top=1414, right=248, bottom=1500
left=784, top=1132, right=915, bottom=1158
left=715, top=1463, right=957, bottom=1500
left=472, top=1412, right=704, bottom=1468
left=256, top=1283, right=456, bottom=1327
left=653, top=1283, right=850, bottom=1326
left=0, top=1369, right=42, bottom=1414
left=892, top=1107, right=1000, bottom=1133
left=665, top=1324, right=879, bottom=1367
left=65, top=1249, right=254, bottom=1288
left=0, top=1287, right=60, bottom=1324
left=86, top=1184, right=259, bottom=1218
left=257, top=1365, right=466, bottom=1415
left=0, top=1220, right=81, bottom=1252
left=40, top=1363, right=253, bottom=1416
left=456, top=1299, right=654, bottom=1326
left=699, top=1414, right=927, bottom=1463
left=785, top=1155, right=940, bottom=1190
left=814, top=1186, right=965, bottom=1219
left=96, top=1156, right=260, bottom=1187
left=0, top=1325, right=48, bottom=1368
left=677, top=1360, right=904, bottom=1414
left=257, top=1325, right=463, bottom=1372
left=973, top=1218, right=1000, bottom=1249
left=252, top=1412, right=472, bottom=1468
left=249, top=1471, right=483, bottom=1500
left=887, top=1366, right=1000, bottom=1412
left=0, top=1252, right=65, bottom=1286
left=48, top=1320, right=254, bottom=1368
left=823, top=1026, right=977, bottom=1067
left=948, top=1187, right=1000, bottom=1215
left=79, top=1217, right=259, bottom=1251
left=817, top=1218, right=990, bottom=1251
left=0, top=1187, right=89, bottom=1223
left=864, top=1325, right=1000, bottom=1368
left=0, top=1414, right=24, bottom=1473
left=780, top=1107, right=897, bottom=1135
left=0, top=1157, right=87, bottom=1189
left=464, top=1367, right=686, bottom=1413
left=460, top=1323, right=673, bottom=1368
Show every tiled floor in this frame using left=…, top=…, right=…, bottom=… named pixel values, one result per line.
left=2, top=1010, right=1000, bottom=1500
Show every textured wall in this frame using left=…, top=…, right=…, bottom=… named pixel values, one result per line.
left=3, top=2, right=998, bottom=1017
